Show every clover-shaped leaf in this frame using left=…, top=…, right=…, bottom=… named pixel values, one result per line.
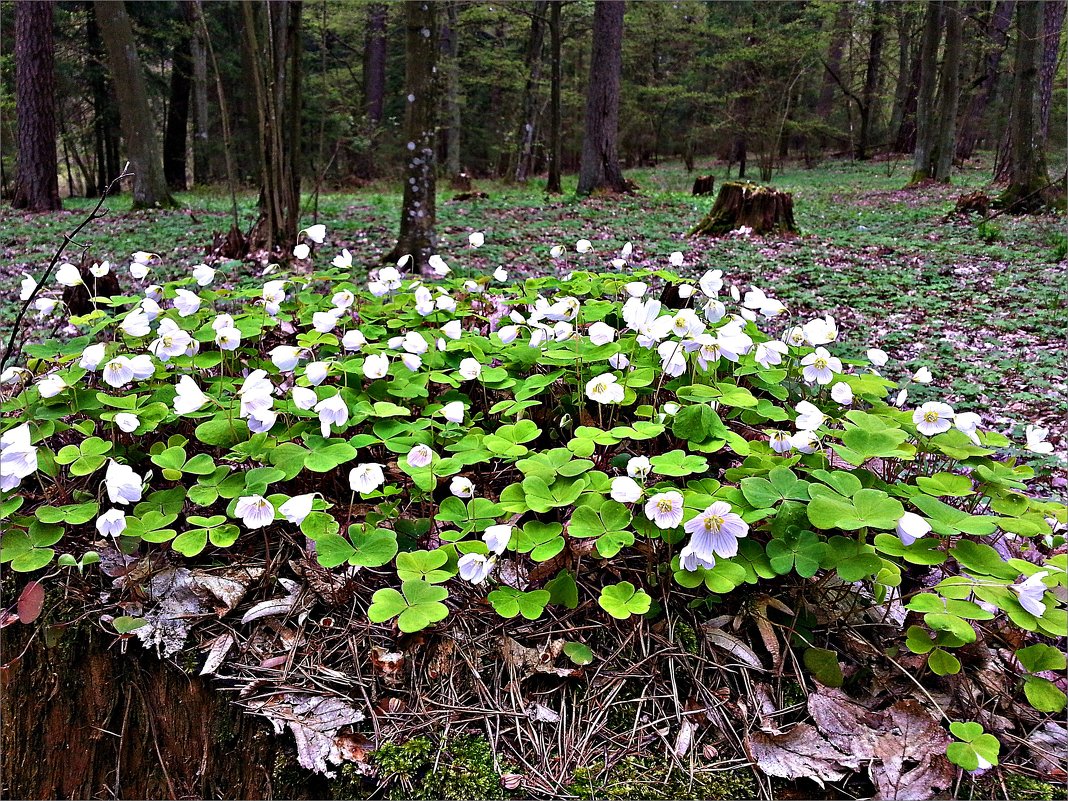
left=396, top=549, right=452, bottom=583
left=766, top=528, right=822, bottom=577
left=563, top=642, right=594, bottom=665
left=598, top=581, right=651, bottom=620
left=487, top=587, right=551, bottom=620
left=368, top=580, right=450, bottom=633
left=947, top=722, right=1000, bottom=771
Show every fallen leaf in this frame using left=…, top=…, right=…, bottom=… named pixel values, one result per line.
left=17, top=581, right=45, bottom=624
left=702, top=626, right=765, bottom=670
left=200, top=633, right=235, bottom=676
left=746, top=724, right=850, bottom=787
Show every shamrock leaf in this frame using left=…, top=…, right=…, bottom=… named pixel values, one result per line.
left=367, top=580, right=450, bottom=633
left=598, top=581, right=651, bottom=620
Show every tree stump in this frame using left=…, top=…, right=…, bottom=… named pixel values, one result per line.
left=691, top=175, right=716, bottom=196
left=952, top=191, right=991, bottom=216
left=689, top=181, right=799, bottom=237
left=62, top=258, right=122, bottom=317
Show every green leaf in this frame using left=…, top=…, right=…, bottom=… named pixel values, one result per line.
left=563, top=642, right=594, bottom=665
left=367, top=580, right=449, bottom=633
left=1016, top=644, right=1067, bottom=674
left=910, top=495, right=997, bottom=536
left=487, top=587, right=551, bottom=620
left=928, top=648, right=962, bottom=676
left=194, top=418, right=249, bottom=447
left=741, top=467, right=810, bottom=509
left=1023, top=676, right=1067, bottom=713
left=598, top=581, right=652, bottom=620
left=545, top=570, right=579, bottom=609
left=112, top=616, right=148, bottom=634
left=766, top=528, right=822, bottom=577
left=396, top=550, right=452, bottom=583
left=172, top=529, right=208, bottom=557
left=650, top=450, right=708, bottom=477
left=803, top=647, right=843, bottom=687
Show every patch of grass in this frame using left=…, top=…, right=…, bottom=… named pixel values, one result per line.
left=569, top=756, right=757, bottom=800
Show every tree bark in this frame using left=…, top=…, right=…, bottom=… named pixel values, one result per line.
left=189, top=1, right=210, bottom=185
left=242, top=0, right=303, bottom=255
left=545, top=0, right=563, bottom=194
left=998, top=0, right=1050, bottom=210
left=857, top=0, right=886, bottom=160
left=11, top=0, right=62, bottom=212
left=816, top=2, right=850, bottom=128
left=364, top=4, right=388, bottom=125
left=689, top=182, right=798, bottom=237
left=87, top=1, right=121, bottom=197
left=94, top=0, right=176, bottom=209
left=577, top=0, right=628, bottom=195
left=909, top=0, right=944, bottom=183
left=1039, top=0, right=1066, bottom=141
left=163, top=6, right=193, bottom=191
left=386, top=1, right=438, bottom=271
left=512, top=0, right=549, bottom=183
left=441, top=2, right=462, bottom=181
left=956, top=0, right=1015, bottom=160
left=932, top=0, right=962, bottom=181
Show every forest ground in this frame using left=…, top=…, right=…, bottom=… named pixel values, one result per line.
left=2, top=156, right=1065, bottom=474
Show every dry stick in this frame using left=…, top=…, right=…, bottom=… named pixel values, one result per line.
left=0, top=165, right=131, bottom=375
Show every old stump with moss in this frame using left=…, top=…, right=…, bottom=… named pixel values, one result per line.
left=689, top=181, right=798, bottom=236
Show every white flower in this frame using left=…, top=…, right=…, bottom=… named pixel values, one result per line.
left=483, top=524, right=512, bottom=555
left=96, top=509, right=127, bottom=538
left=585, top=373, right=624, bottom=404
left=173, top=289, right=202, bottom=317
left=698, top=270, right=723, bottom=297
left=37, top=373, right=66, bottom=398
left=149, top=319, right=193, bottom=361
left=139, top=297, right=161, bottom=321
left=896, top=512, right=931, bottom=546
left=144, top=284, right=163, bottom=301
left=645, top=491, right=684, bottom=529
left=20, top=273, right=37, bottom=301
left=211, top=313, right=234, bottom=332
left=291, top=386, right=317, bottom=410
left=401, top=353, right=422, bottom=372
left=948, top=411, right=980, bottom=445
left=669, top=251, right=684, bottom=267
left=270, top=346, right=303, bottom=372
left=450, top=476, right=474, bottom=498
left=333, top=249, right=353, bottom=269
left=173, top=375, right=209, bottom=415
left=550, top=245, right=565, bottom=258
left=627, top=456, right=651, bottom=481
left=493, top=266, right=508, bottom=281
left=262, top=280, right=286, bottom=307
left=912, top=366, right=933, bottom=384
left=349, top=463, right=385, bottom=494
left=305, top=361, right=329, bottom=386
left=278, top=493, right=315, bottom=525
left=657, top=341, right=687, bottom=377
left=608, top=353, right=630, bottom=370
left=305, top=223, right=327, bottom=244
left=458, top=358, right=483, bottom=381
left=129, top=260, right=151, bottom=280
left=55, top=262, right=83, bottom=287
left=469, top=231, right=485, bottom=248
left=0, top=423, right=38, bottom=491
left=440, top=320, right=463, bottom=341
left=1010, top=571, right=1049, bottom=617
left=120, top=309, right=152, bottom=337
left=576, top=239, right=592, bottom=253
left=867, top=348, right=888, bottom=367
left=800, top=347, right=842, bottom=385
left=89, top=261, right=110, bottom=278
left=246, top=408, right=277, bottom=434
left=670, top=309, right=705, bottom=338
left=215, top=326, right=241, bottom=351
left=293, top=243, right=311, bottom=259
left=379, top=265, right=403, bottom=289
left=830, top=382, right=853, bottom=405
left=458, top=553, right=496, bottom=584
left=610, top=476, right=643, bottom=503
left=406, top=444, right=435, bottom=469
left=314, top=394, right=348, bottom=437
left=0, top=367, right=29, bottom=385
left=362, top=353, right=389, bottom=379
left=754, top=340, right=788, bottom=369
left=441, top=401, right=465, bottom=423
left=790, top=430, right=819, bottom=454
left=678, top=284, right=696, bottom=298
left=104, top=460, right=143, bottom=505
left=127, top=354, right=154, bottom=381
left=235, top=494, right=275, bottom=529
left=343, top=330, right=367, bottom=351
left=313, top=310, right=340, bottom=333
left=794, top=400, right=825, bottom=431
left=114, top=413, right=139, bottom=433
left=682, top=501, right=749, bottom=563
left=895, top=388, right=909, bottom=407
left=331, top=290, right=355, bottom=311
left=1025, top=425, right=1054, bottom=455
left=802, top=315, right=837, bottom=345
left=743, top=287, right=785, bottom=317
left=913, top=402, right=954, bottom=436
left=192, top=264, right=215, bottom=286
left=131, top=250, right=155, bottom=265
left=102, top=357, right=135, bottom=388
left=428, top=254, right=451, bottom=276
left=402, top=332, right=429, bottom=355
left=624, top=281, right=648, bottom=298
left=769, top=431, right=793, bottom=454
left=35, top=297, right=58, bottom=317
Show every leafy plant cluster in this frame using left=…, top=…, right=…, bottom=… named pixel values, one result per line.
left=1, top=235, right=1065, bottom=774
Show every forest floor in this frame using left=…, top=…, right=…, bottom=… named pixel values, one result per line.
left=3, top=156, right=1065, bottom=472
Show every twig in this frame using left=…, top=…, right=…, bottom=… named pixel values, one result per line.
left=0, top=165, right=132, bottom=374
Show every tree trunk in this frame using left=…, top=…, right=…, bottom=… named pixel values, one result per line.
left=892, top=18, right=923, bottom=153
left=386, top=1, right=438, bottom=272
left=689, top=181, right=799, bottom=237
left=512, top=1, right=549, bottom=183
left=364, top=4, right=388, bottom=125
left=163, top=7, right=193, bottom=191
left=956, top=0, right=1015, bottom=160
left=242, top=0, right=303, bottom=255
left=94, top=0, right=176, bottom=209
left=909, top=0, right=944, bottom=183
left=998, top=0, right=1050, bottom=211
left=545, top=0, right=562, bottom=194
left=11, top=0, right=62, bottom=212
left=189, top=5, right=210, bottom=186
left=932, top=0, right=962, bottom=181
left=856, top=0, right=886, bottom=160
left=816, top=2, right=851, bottom=135
left=0, top=623, right=328, bottom=799
left=577, top=0, right=628, bottom=195
left=441, top=2, right=462, bottom=181
left=1039, top=0, right=1066, bottom=141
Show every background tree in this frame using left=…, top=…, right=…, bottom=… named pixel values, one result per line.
left=386, top=1, right=438, bottom=271
left=163, top=4, right=193, bottom=191
left=577, top=0, right=627, bottom=195
left=931, top=0, right=962, bottom=181
left=545, top=0, right=563, bottom=193
left=909, top=1, right=944, bottom=183
left=11, top=0, right=61, bottom=211
left=93, top=0, right=174, bottom=209
left=956, top=0, right=1016, bottom=161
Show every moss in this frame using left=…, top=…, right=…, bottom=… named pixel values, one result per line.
left=996, top=772, right=1066, bottom=801
left=672, top=619, right=699, bottom=655
left=569, top=756, right=757, bottom=800
left=367, top=735, right=510, bottom=800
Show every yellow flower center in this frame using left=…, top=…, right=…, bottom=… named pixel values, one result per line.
left=704, top=514, right=724, bottom=531
left=813, top=358, right=827, bottom=370
left=657, top=498, right=675, bottom=512
left=923, top=411, right=939, bottom=423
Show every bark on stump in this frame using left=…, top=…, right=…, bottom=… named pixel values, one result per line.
left=691, top=175, right=716, bottom=196
left=689, top=181, right=799, bottom=237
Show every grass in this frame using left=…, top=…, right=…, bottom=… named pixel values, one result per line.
left=2, top=155, right=1064, bottom=460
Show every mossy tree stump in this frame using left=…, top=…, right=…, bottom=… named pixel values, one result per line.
left=689, top=181, right=799, bottom=236
left=691, top=174, right=716, bottom=196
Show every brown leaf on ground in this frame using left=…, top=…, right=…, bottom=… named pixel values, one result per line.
left=746, top=724, right=850, bottom=787
left=870, top=700, right=954, bottom=801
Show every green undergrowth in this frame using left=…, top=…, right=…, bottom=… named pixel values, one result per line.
left=569, top=757, right=757, bottom=801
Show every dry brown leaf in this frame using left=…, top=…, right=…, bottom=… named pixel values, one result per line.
left=702, top=626, right=765, bottom=670
left=870, top=701, right=954, bottom=801
left=746, top=724, right=850, bottom=787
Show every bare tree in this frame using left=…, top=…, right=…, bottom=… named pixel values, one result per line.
left=1039, top=0, right=1066, bottom=141
left=546, top=0, right=563, bottom=194
left=909, top=1, right=944, bottom=184
left=441, top=2, right=462, bottom=181
left=932, top=0, right=961, bottom=181
left=164, top=4, right=194, bottom=190
left=577, top=1, right=628, bottom=195
left=12, top=0, right=62, bottom=211
left=94, top=0, right=175, bottom=209
left=956, top=0, right=1015, bottom=160
left=512, top=1, right=549, bottom=182
left=386, top=1, right=438, bottom=271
